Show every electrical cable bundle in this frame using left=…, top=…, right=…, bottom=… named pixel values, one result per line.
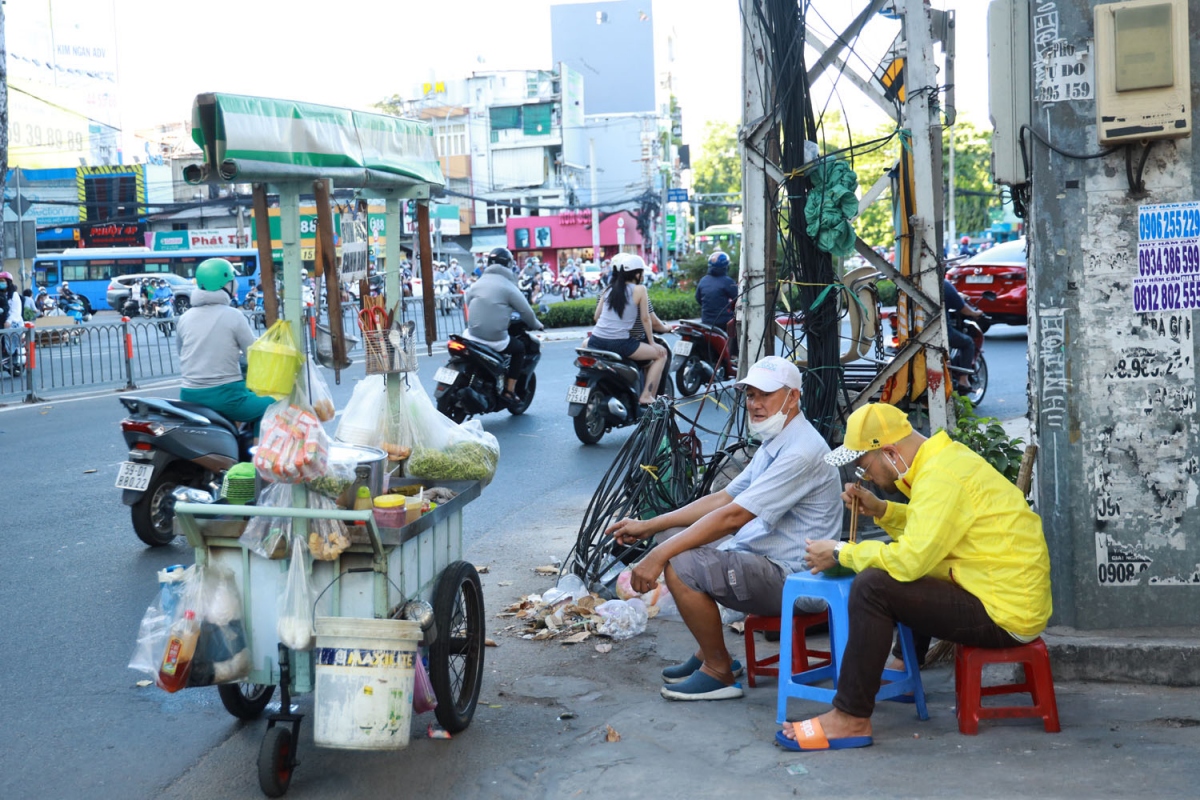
left=753, top=0, right=844, bottom=442
left=564, top=398, right=731, bottom=591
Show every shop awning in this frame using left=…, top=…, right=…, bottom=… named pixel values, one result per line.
left=184, top=93, right=445, bottom=191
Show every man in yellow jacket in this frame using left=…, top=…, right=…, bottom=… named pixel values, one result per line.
left=778, top=402, right=1051, bottom=752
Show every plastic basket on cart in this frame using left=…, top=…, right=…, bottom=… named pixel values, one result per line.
left=363, top=322, right=417, bottom=374
left=221, top=463, right=258, bottom=505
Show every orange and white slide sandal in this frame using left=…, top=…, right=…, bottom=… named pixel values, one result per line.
left=775, top=717, right=873, bottom=751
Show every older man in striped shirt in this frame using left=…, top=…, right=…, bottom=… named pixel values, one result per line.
left=605, top=356, right=843, bottom=701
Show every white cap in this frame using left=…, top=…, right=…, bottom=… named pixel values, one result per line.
left=735, top=355, right=802, bottom=393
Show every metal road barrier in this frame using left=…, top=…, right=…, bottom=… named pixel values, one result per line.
left=0, top=300, right=468, bottom=403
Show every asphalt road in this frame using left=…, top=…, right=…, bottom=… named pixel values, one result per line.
left=0, top=328, right=1029, bottom=798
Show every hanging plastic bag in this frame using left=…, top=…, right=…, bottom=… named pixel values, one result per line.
left=306, top=491, right=351, bottom=560
left=306, top=452, right=357, bottom=503
left=306, top=365, right=336, bottom=422
left=336, top=375, right=387, bottom=448
left=129, top=565, right=198, bottom=680
left=404, top=374, right=500, bottom=486
left=246, top=319, right=303, bottom=399
left=254, top=386, right=331, bottom=483
left=187, top=564, right=251, bottom=686
left=412, top=654, right=438, bottom=714
left=238, top=483, right=293, bottom=559
left=278, top=535, right=316, bottom=650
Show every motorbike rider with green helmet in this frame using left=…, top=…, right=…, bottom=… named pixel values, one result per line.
left=176, top=258, right=273, bottom=435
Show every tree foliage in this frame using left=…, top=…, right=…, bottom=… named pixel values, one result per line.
left=692, top=121, right=741, bottom=227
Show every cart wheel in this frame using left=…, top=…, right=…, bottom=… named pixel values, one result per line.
left=429, top=561, right=486, bottom=733
left=258, top=726, right=294, bottom=798
left=218, top=682, right=276, bottom=720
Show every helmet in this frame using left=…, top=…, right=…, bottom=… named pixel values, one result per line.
left=61, top=281, right=70, bottom=288
left=708, top=251, right=731, bottom=270
left=0, top=271, right=13, bottom=282
left=196, top=258, right=237, bottom=291
left=611, top=253, right=646, bottom=274
left=487, top=247, right=514, bottom=268
left=961, top=236, right=970, bottom=244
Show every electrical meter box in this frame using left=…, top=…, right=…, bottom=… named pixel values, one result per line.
left=1094, top=0, right=1191, bottom=144
left=988, top=0, right=1032, bottom=187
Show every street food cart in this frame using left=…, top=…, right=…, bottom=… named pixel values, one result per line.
left=173, top=93, right=484, bottom=796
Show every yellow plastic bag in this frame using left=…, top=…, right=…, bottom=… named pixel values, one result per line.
left=246, top=320, right=303, bottom=399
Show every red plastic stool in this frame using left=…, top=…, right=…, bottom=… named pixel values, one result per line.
left=743, top=611, right=830, bottom=688
left=955, top=638, right=1061, bottom=734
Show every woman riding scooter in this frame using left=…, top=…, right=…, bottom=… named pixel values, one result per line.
left=176, top=258, right=273, bottom=436
left=587, top=253, right=667, bottom=405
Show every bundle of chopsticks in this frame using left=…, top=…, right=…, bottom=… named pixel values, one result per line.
left=848, top=465, right=867, bottom=544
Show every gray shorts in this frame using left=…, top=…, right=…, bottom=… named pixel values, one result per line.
left=669, top=546, right=825, bottom=617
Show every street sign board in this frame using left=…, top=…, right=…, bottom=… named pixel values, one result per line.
left=668, top=188, right=689, bottom=203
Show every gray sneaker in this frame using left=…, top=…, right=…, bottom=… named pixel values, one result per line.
left=660, top=671, right=745, bottom=701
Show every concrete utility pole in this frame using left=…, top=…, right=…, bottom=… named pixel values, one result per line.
left=0, top=4, right=8, bottom=270
left=589, top=138, right=600, bottom=261
left=901, top=0, right=953, bottom=432
left=947, top=124, right=957, bottom=248
left=659, top=129, right=669, bottom=270
left=739, top=0, right=770, bottom=372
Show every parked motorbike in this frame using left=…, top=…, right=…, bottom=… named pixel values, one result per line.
left=117, top=396, right=254, bottom=546
left=434, top=319, right=541, bottom=423
left=886, top=310, right=989, bottom=405
left=567, top=334, right=675, bottom=445
left=671, top=319, right=736, bottom=396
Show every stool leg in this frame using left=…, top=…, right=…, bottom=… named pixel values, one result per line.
left=777, top=587, right=798, bottom=725
left=1030, top=642, right=1061, bottom=733
left=744, top=620, right=757, bottom=689
left=957, top=649, right=984, bottom=735
left=895, top=624, right=929, bottom=721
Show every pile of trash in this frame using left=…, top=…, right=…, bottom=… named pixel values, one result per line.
left=497, top=572, right=676, bottom=643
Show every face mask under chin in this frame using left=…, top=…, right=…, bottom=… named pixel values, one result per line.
left=748, top=391, right=793, bottom=441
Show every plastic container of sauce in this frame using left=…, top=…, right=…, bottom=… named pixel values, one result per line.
left=373, top=494, right=407, bottom=528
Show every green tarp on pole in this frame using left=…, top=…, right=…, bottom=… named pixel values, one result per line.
left=185, top=93, right=445, bottom=191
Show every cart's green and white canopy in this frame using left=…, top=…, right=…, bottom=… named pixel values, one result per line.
left=184, top=92, right=445, bottom=192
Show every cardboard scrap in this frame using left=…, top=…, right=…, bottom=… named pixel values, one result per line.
left=533, top=565, right=559, bottom=575
left=485, top=638, right=499, bottom=647
left=605, top=725, right=621, bottom=743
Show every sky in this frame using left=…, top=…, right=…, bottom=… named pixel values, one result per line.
left=108, top=0, right=991, bottom=155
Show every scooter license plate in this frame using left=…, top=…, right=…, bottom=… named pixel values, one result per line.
left=434, top=367, right=460, bottom=385
left=673, top=340, right=693, bottom=356
left=115, top=461, right=154, bottom=491
left=566, top=385, right=591, bottom=404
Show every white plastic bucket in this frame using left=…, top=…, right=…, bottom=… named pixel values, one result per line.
left=313, top=616, right=422, bottom=750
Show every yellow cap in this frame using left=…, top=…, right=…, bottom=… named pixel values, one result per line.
left=825, top=403, right=913, bottom=467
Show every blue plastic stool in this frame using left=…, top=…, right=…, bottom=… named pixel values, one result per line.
left=776, top=571, right=929, bottom=724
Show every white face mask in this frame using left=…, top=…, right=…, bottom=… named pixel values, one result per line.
left=748, top=390, right=793, bottom=442
left=884, top=451, right=913, bottom=495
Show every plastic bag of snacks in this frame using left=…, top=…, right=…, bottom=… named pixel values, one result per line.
left=238, top=483, right=293, bottom=559
left=306, top=452, right=357, bottom=502
left=254, top=387, right=330, bottom=483
left=246, top=320, right=303, bottom=399
left=306, top=366, right=336, bottom=422
left=277, top=535, right=316, bottom=650
left=306, top=491, right=351, bottom=560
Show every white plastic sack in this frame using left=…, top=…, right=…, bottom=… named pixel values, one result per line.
left=595, top=598, right=649, bottom=640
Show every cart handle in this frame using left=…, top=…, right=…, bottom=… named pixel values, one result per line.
left=174, top=502, right=384, bottom=560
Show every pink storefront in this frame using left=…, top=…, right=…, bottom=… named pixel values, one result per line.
left=506, top=210, right=645, bottom=276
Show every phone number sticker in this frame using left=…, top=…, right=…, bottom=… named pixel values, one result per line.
left=1135, top=201, right=1200, bottom=313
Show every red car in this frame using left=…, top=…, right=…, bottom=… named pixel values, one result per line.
left=946, top=238, right=1028, bottom=330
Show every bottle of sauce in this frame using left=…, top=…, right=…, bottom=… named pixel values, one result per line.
left=158, top=610, right=201, bottom=693
left=353, top=484, right=373, bottom=523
